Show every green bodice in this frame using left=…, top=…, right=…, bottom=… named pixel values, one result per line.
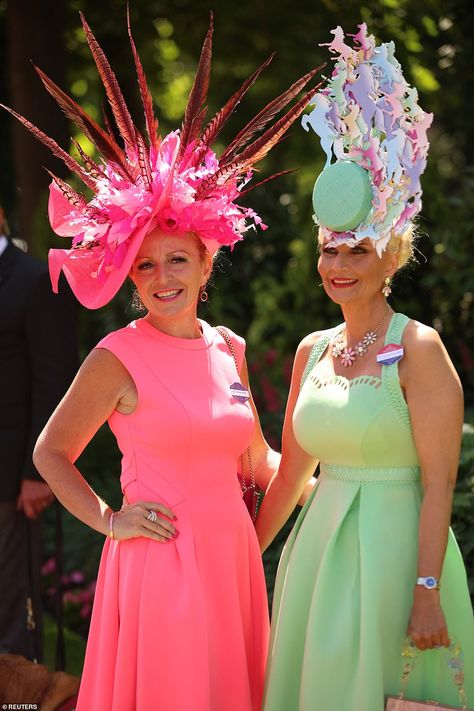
left=293, top=313, right=419, bottom=471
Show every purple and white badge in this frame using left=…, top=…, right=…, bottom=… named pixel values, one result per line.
left=376, top=343, right=404, bottom=366
left=230, top=382, right=250, bottom=403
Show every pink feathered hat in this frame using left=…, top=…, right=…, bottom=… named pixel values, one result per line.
left=2, top=12, right=323, bottom=308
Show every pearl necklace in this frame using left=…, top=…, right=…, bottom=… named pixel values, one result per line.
left=332, top=309, right=392, bottom=367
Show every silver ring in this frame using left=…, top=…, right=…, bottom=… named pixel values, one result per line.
left=146, top=510, right=158, bottom=523
left=433, top=644, right=442, bottom=649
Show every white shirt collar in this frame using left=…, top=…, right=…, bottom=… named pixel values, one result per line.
left=0, top=235, right=8, bottom=258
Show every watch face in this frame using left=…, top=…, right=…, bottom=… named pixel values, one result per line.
left=425, top=577, right=437, bottom=588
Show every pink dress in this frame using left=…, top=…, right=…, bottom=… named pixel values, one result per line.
left=76, top=318, right=269, bottom=711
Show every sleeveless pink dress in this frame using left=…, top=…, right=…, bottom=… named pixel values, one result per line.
left=76, top=318, right=269, bottom=711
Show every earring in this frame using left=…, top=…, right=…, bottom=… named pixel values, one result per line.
left=382, top=276, right=392, bottom=298
left=200, top=289, right=209, bottom=302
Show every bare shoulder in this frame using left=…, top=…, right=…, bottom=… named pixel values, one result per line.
left=297, top=328, right=333, bottom=355
left=403, top=319, right=441, bottom=347
left=75, top=347, right=135, bottom=403
left=402, top=319, right=449, bottom=364
left=37, top=346, right=138, bottom=461
left=86, top=346, right=130, bottom=377
left=400, top=319, right=462, bottom=390
left=293, top=328, right=334, bottom=373
left=280, top=328, right=334, bottom=402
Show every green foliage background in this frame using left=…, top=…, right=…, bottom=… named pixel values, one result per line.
left=1, top=0, right=473, bottom=654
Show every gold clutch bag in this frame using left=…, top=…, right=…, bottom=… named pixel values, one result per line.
left=385, top=639, right=471, bottom=711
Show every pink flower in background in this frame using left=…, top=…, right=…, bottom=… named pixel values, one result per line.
left=63, top=590, right=81, bottom=605
left=80, top=603, right=92, bottom=619
left=41, top=558, right=98, bottom=633
left=265, top=349, right=278, bottom=367
left=260, top=374, right=282, bottom=413
left=69, top=570, right=86, bottom=585
left=41, top=557, right=56, bottom=576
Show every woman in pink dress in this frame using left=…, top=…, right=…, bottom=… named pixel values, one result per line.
left=3, top=11, right=322, bottom=711
left=38, top=228, right=272, bottom=711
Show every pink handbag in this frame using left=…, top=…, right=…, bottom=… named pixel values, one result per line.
left=385, top=639, right=470, bottom=710
left=216, top=327, right=262, bottom=522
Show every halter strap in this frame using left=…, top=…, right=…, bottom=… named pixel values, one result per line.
left=300, top=325, right=343, bottom=390
left=382, top=313, right=411, bottom=429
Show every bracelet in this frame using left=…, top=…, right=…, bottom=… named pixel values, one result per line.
left=109, top=511, right=116, bottom=540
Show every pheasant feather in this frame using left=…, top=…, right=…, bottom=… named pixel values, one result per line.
left=127, top=7, right=160, bottom=150
left=179, top=13, right=214, bottom=155
left=193, top=53, right=275, bottom=165
left=0, top=103, right=97, bottom=190
left=236, top=169, right=296, bottom=198
left=33, top=64, right=135, bottom=182
left=237, top=80, right=326, bottom=167
left=79, top=12, right=137, bottom=155
left=221, top=65, right=324, bottom=165
left=1, top=10, right=325, bottom=309
left=195, top=79, right=324, bottom=199
left=102, top=103, right=116, bottom=139
left=45, top=170, right=88, bottom=209
left=135, top=129, right=153, bottom=190
left=71, top=139, right=107, bottom=181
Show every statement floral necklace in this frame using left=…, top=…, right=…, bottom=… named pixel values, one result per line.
left=332, top=309, right=392, bottom=367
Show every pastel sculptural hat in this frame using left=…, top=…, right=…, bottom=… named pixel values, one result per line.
left=302, top=23, right=433, bottom=254
left=2, top=12, right=322, bottom=308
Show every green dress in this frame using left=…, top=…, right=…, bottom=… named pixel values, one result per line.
left=263, top=313, right=474, bottom=711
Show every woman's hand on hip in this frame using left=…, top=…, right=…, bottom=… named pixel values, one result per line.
left=112, top=500, right=178, bottom=542
left=407, top=588, right=450, bottom=650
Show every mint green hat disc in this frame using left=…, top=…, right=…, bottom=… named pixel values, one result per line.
left=312, top=161, right=373, bottom=232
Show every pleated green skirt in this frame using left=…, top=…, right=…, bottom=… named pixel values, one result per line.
left=263, top=465, right=474, bottom=711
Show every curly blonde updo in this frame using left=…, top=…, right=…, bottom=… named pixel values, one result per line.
left=386, top=223, right=417, bottom=270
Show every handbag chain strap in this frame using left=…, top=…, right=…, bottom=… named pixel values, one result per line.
left=216, top=326, right=256, bottom=490
left=398, top=638, right=467, bottom=709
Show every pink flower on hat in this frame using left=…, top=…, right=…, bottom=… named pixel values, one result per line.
left=2, top=11, right=323, bottom=308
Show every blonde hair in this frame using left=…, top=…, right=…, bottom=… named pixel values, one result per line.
left=317, top=223, right=416, bottom=271
left=386, top=223, right=416, bottom=270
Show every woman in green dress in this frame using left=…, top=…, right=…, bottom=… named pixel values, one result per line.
left=256, top=24, right=474, bottom=711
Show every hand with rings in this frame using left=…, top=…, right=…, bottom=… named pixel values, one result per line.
left=111, top=500, right=178, bottom=543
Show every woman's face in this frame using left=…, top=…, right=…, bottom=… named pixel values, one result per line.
left=317, top=238, right=398, bottom=306
left=130, top=230, right=212, bottom=323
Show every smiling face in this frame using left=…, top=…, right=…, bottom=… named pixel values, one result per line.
left=317, top=238, right=398, bottom=307
left=129, top=230, right=212, bottom=331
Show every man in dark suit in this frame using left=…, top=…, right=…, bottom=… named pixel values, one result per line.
left=0, top=207, right=78, bottom=662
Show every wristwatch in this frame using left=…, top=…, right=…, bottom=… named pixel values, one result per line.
left=416, top=576, right=440, bottom=590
